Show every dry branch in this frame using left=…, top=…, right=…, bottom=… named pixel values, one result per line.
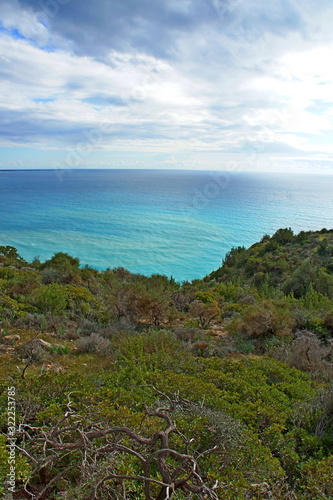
left=16, top=392, right=219, bottom=500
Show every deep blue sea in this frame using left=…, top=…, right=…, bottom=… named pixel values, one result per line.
left=1, top=169, right=332, bottom=281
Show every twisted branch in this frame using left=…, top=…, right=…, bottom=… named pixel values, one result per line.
left=16, top=391, right=219, bottom=500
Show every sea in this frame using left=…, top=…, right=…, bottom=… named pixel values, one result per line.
left=1, top=169, right=332, bottom=281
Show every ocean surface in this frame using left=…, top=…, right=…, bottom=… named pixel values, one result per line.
left=1, top=169, right=333, bottom=281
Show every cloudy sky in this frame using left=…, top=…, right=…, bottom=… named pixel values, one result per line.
left=1, top=0, right=333, bottom=171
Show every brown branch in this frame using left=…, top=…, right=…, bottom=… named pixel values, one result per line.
left=19, top=392, right=219, bottom=500
left=21, top=359, right=33, bottom=379
left=27, top=425, right=165, bottom=451
left=14, top=443, right=39, bottom=465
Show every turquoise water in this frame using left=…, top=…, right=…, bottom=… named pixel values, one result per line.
left=1, top=169, right=332, bottom=280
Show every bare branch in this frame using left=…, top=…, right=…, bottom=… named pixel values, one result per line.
left=18, top=393, right=219, bottom=500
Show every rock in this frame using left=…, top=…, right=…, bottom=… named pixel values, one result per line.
left=24, top=339, right=52, bottom=350
left=33, top=339, right=52, bottom=350
left=2, top=334, right=21, bottom=345
left=0, top=345, right=15, bottom=354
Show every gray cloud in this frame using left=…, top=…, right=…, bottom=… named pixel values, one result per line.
left=16, top=0, right=214, bottom=58
left=15, top=0, right=309, bottom=60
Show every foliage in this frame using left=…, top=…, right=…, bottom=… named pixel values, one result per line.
left=0, top=230, right=333, bottom=498
left=0, top=434, right=31, bottom=496
left=34, top=283, right=68, bottom=315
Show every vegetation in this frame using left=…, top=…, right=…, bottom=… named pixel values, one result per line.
left=0, top=229, right=332, bottom=499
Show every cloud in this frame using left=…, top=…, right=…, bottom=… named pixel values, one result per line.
left=1, top=0, right=333, bottom=169
left=7, top=0, right=207, bottom=59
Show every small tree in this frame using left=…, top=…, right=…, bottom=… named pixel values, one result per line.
left=0, top=245, right=22, bottom=259
left=272, top=228, right=294, bottom=245
left=190, top=300, right=220, bottom=328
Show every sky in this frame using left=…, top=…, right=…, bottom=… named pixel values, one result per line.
left=1, top=0, right=333, bottom=172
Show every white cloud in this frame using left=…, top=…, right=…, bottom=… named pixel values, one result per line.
left=1, top=0, right=333, bottom=169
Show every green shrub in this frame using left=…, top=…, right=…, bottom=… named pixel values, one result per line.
left=49, top=344, right=70, bottom=355
left=0, top=434, right=31, bottom=496
left=301, top=456, right=333, bottom=499
left=35, top=283, right=68, bottom=314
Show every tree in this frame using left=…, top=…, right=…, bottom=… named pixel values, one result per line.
left=0, top=245, right=21, bottom=259
left=41, top=252, right=81, bottom=284
left=42, top=252, right=80, bottom=270
left=271, top=228, right=294, bottom=245
left=17, top=392, right=219, bottom=500
left=190, top=300, right=220, bottom=328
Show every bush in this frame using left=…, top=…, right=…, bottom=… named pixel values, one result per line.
left=41, top=267, right=64, bottom=284
left=75, top=333, right=111, bottom=355
left=41, top=253, right=81, bottom=284
left=76, top=319, right=102, bottom=336
left=14, top=312, right=47, bottom=330
left=49, top=344, right=70, bottom=355
left=323, top=309, right=333, bottom=336
left=16, top=339, right=51, bottom=366
left=301, top=456, right=333, bottom=499
left=272, top=228, right=294, bottom=245
left=42, top=252, right=80, bottom=270
left=35, top=284, right=68, bottom=315
left=280, top=330, right=333, bottom=378
left=173, top=327, right=201, bottom=343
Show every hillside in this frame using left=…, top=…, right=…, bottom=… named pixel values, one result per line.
left=207, top=228, right=333, bottom=297
left=0, top=229, right=333, bottom=499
